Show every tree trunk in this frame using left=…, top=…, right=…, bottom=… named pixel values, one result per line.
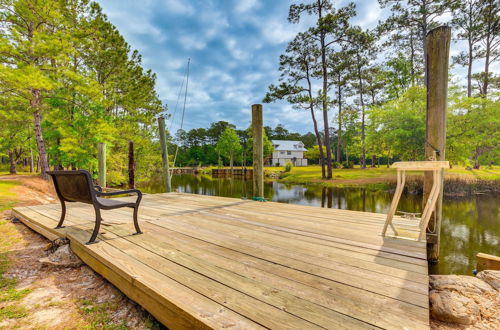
left=318, top=2, right=333, bottom=179
left=422, top=14, right=428, bottom=87
left=8, top=151, right=17, bottom=175
left=473, top=147, right=481, bottom=169
left=29, top=148, right=34, bottom=173
left=306, top=65, right=325, bottom=178
left=410, top=31, right=416, bottom=86
left=467, top=38, right=473, bottom=97
left=310, top=105, right=325, bottom=177
left=336, top=77, right=342, bottom=163
left=31, top=90, right=49, bottom=180
left=371, top=155, right=376, bottom=168
left=128, top=141, right=135, bottom=189
left=482, top=38, right=491, bottom=97
left=230, top=152, right=234, bottom=175
left=357, top=60, right=366, bottom=169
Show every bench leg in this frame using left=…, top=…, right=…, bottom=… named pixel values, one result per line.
left=55, top=200, right=66, bottom=229
left=132, top=206, right=142, bottom=235
left=87, top=207, right=102, bottom=245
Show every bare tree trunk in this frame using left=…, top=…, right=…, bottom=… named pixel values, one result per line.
left=310, top=106, right=325, bottom=177
left=306, top=65, right=325, bottom=178
left=357, top=60, right=366, bottom=169
left=8, top=151, right=17, bottom=175
left=32, top=89, right=49, bottom=180
left=336, top=76, right=342, bottom=163
left=230, top=152, right=234, bottom=176
left=128, top=141, right=135, bottom=189
left=473, top=147, right=481, bottom=169
left=467, top=39, right=473, bottom=97
left=483, top=40, right=491, bottom=97
left=410, top=31, right=416, bottom=86
left=318, top=1, right=333, bottom=179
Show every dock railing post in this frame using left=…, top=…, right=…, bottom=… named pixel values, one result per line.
left=424, top=26, right=451, bottom=262
left=252, top=104, right=264, bottom=198
left=98, top=143, right=106, bottom=188
left=158, top=116, right=172, bottom=193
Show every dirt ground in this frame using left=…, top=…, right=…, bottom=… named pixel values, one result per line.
left=0, top=175, right=163, bottom=329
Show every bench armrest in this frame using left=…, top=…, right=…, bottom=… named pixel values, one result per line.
left=97, top=189, right=142, bottom=204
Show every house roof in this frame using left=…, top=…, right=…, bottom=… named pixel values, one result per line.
left=271, top=140, right=307, bottom=152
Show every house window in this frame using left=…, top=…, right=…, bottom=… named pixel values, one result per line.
left=287, top=151, right=292, bottom=155
left=280, top=151, right=285, bottom=155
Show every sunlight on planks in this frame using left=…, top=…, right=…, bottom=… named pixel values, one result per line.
left=12, top=192, right=429, bottom=329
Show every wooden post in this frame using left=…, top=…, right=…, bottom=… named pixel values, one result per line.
left=252, top=104, right=264, bottom=198
left=476, top=253, right=500, bottom=272
left=158, top=116, right=172, bottom=192
left=424, top=26, right=451, bottom=262
left=128, top=141, right=135, bottom=189
left=98, top=143, right=106, bottom=188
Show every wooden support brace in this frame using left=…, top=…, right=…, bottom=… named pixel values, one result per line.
left=381, top=169, right=405, bottom=237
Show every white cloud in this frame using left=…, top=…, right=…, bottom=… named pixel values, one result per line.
left=235, top=0, right=260, bottom=14
left=179, top=35, right=206, bottom=50
left=164, top=0, right=194, bottom=15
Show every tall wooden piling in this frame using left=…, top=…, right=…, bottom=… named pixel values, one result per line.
left=252, top=104, right=264, bottom=198
left=424, top=26, right=451, bottom=262
left=128, top=141, right=135, bottom=189
left=158, top=116, right=172, bottom=192
left=97, top=143, right=106, bottom=187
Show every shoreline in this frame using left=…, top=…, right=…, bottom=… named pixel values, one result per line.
left=274, top=166, right=500, bottom=196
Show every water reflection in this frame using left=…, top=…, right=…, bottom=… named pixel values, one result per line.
left=141, top=174, right=500, bottom=275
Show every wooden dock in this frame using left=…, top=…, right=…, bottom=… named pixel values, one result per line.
left=12, top=192, right=429, bottom=329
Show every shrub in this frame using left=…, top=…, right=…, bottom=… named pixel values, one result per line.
left=284, top=162, right=293, bottom=172
left=332, top=162, right=342, bottom=169
left=342, top=161, right=353, bottom=169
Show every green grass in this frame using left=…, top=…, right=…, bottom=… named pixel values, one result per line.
left=0, top=180, right=20, bottom=211
left=0, top=216, right=32, bottom=322
left=0, top=305, right=28, bottom=320
left=0, top=171, right=32, bottom=176
left=78, top=298, right=129, bottom=330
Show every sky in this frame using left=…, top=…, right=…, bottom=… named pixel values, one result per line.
left=98, top=0, right=474, bottom=134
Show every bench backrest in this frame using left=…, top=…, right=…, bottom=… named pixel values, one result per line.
left=47, top=170, right=96, bottom=204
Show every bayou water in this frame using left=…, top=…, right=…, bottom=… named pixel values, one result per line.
left=140, top=174, right=500, bottom=275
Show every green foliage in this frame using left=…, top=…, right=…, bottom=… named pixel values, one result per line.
left=447, top=92, right=500, bottom=166
left=284, top=162, right=293, bottom=172
left=215, top=127, right=242, bottom=167
left=305, top=145, right=326, bottom=163
left=342, top=161, right=353, bottom=169
left=332, top=162, right=342, bottom=169
left=367, top=86, right=426, bottom=161
left=0, top=0, right=162, bottom=184
left=246, top=127, right=274, bottom=162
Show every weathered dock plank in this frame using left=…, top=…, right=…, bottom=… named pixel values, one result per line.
left=12, top=192, right=429, bottom=329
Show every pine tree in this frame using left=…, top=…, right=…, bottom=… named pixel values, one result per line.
left=264, top=32, right=326, bottom=178
left=451, top=0, right=484, bottom=97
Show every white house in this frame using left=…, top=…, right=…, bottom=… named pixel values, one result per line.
left=271, top=140, right=308, bottom=166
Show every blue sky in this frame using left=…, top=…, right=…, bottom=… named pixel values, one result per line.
left=99, top=0, right=471, bottom=134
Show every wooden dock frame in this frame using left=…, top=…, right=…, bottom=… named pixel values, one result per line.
left=12, top=192, right=429, bottom=329
left=382, top=161, right=449, bottom=241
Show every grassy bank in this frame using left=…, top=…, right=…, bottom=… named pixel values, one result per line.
left=0, top=180, right=20, bottom=212
left=277, top=165, right=500, bottom=194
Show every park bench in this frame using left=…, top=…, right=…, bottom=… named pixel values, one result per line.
left=47, top=170, right=142, bottom=244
